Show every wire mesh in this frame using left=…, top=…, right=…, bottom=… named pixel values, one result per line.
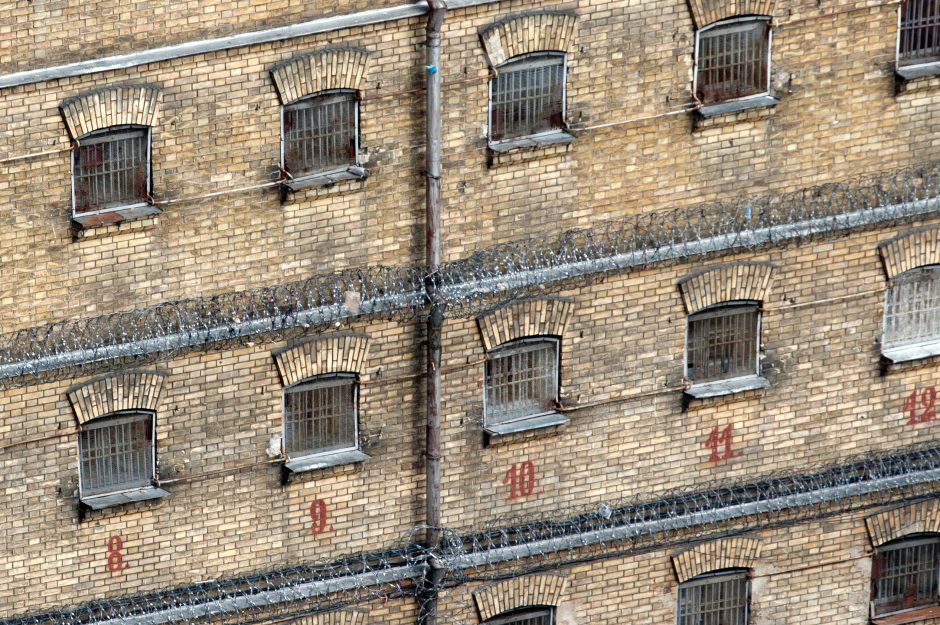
left=7, top=441, right=940, bottom=625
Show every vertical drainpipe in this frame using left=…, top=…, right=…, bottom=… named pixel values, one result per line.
left=422, top=2, right=447, bottom=625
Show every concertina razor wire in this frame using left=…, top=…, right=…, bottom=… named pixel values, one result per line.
left=8, top=441, right=940, bottom=625
left=1, top=160, right=940, bottom=386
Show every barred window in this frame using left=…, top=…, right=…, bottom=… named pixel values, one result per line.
left=900, top=0, right=940, bottom=66
left=489, top=53, right=565, bottom=142
left=485, top=338, right=559, bottom=426
left=486, top=607, right=554, bottom=625
left=284, top=374, right=358, bottom=458
left=79, top=411, right=154, bottom=497
left=884, top=266, right=940, bottom=350
left=282, top=91, right=359, bottom=178
left=72, top=126, right=150, bottom=215
left=872, top=536, right=940, bottom=616
left=686, top=302, right=760, bottom=383
left=695, top=18, right=770, bottom=105
left=677, top=570, right=749, bottom=625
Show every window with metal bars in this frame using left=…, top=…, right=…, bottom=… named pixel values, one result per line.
left=79, top=411, right=155, bottom=497
left=283, top=374, right=359, bottom=458
left=872, top=536, right=940, bottom=616
left=900, top=0, right=940, bottom=66
left=677, top=570, right=750, bottom=625
left=489, top=53, right=566, bottom=143
left=883, top=266, right=940, bottom=350
left=72, top=126, right=151, bottom=215
left=485, top=607, right=555, bottom=625
left=695, top=18, right=771, bottom=105
left=484, top=337, right=559, bottom=426
left=282, top=90, right=359, bottom=179
left=686, top=302, right=760, bottom=383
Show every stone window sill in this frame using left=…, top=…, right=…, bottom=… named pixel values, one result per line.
left=896, top=61, right=940, bottom=83
left=484, top=412, right=569, bottom=437
left=488, top=130, right=576, bottom=154
left=284, top=449, right=371, bottom=474
left=80, top=486, right=169, bottom=510
left=872, top=604, right=940, bottom=625
left=72, top=203, right=161, bottom=231
left=881, top=339, right=940, bottom=365
left=281, top=166, right=369, bottom=194
left=695, top=95, right=779, bottom=119
left=684, top=375, right=770, bottom=401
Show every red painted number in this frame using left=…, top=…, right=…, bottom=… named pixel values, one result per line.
left=502, top=460, right=536, bottom=501
left=106, top=535, right=128, bottom=573
left=905, top=386, right=937, bottom=426
left=706, top=424, right=740, bottom=464
left=309, top=499, right=329, bottom=536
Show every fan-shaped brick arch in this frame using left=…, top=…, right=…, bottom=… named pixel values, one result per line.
left=866, top=499, right=940, bottom=547
left=67, top=371, right=166, bottom=425
left=477, top=298, right=574, bottom=352
left=678, top=262, right=776, bottom=314
left=270, top=46, right=371, bottom=105
left=879, top=227, right=940, bottom=279
left=60, top=84, right=161, bottom=139
left=473, top=574, right=568, bottom=621
left=273, top=332, right=370, bottom=386
left=671, top=537, right=762, bottom=583
left=687, top=0, right=777, bottom=28
left=479, top=11, right=578, bottom=67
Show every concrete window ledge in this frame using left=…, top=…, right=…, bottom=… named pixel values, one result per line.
left=896, top=61, right=940, bottom=83
left=881, top=339, right=940, bottom=365
left=684, top=375, right=770, bottom=401
left=872, top=604, right=940, bottom=625
left=484, top=412, right=568, bottom=437
left=488, top=130, right=576, bottom=155
left=695, top=95, right=779, bottom=119
left=80, top=486, right=169, bottom=510
left=72, top=204, right=162, bottom=230
left=284, top=449, right=371, bottom=474
left=281, top=166, right=369, bottom=193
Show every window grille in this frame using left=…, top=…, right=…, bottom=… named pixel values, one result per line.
left=677, top=570, right=749, bottom=625
left=79, top=412, right=154, bottom=497
left=485, top=338, right=559, bottom=426
left=486, top=607, right=554, bottom=625
left=884, top=266, right=940, bottom=350
left=73, top=126, right=150, bottom=215
left=872, top=536, right=940, bottom=615
left=283, top=374, right=358, bottom=457
left=695, top=19, right=770, bottom=105
left=489, top=54, right=565, bottom=142
left=686, top=303, right=760, bottom=383
left=900, top=0, right=940, bottom=65
left=282, top=91, right=358, bottom=178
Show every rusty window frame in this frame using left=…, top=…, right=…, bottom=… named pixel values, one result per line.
left=281, top=90, right=359, bottom=179
left=898, top=0, right=940, bottom=66
left=883, top=265, right=940, bottom=350
left=677, top=570, right=750, bottom=625
left=485, top=607, right=555, bottom=625
left=871, top=535, right=940, bottom=616
left=488, top=52, right=566, bottom=143
left=71, top=125, right=151, bottom=216
left=484, top=337, right=560, bottom=426
left=283, top=373, right=359, bottom=458
left=694, top=17, right=771, bottom=105
left=78, top=411, right=155, bottom=497
left=685, top=302, right=761, bottom=383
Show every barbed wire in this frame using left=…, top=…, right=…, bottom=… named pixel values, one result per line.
left=2, top=159, right=938, bottom=387
left=6, top=440, right=940, bottom=625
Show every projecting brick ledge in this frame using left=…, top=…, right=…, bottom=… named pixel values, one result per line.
left=273, top=332, right=370, bottom=386
left=671, top=537, right=762, bottom=583
left=66, top=371, right=166, bottom=425
left=60, top=84, right=161, bottom=139
left=296, top=609, right=366, bottom=625
left=678, top=262, right=776, bottom=313
left=473, top=574, right=568, bottom=621
left=479, top=11, right=578, bottom=67
left=477, top=298, right=574, bottom=352
left=270, top=47, right=371, bottom=105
